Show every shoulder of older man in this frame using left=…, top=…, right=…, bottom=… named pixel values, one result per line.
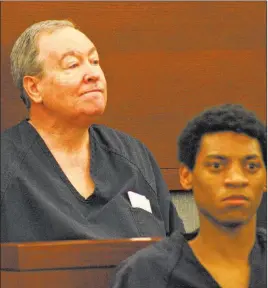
left=1, top=120, right=36, bottom=192
left=90, top=123, right=148, bottom=154
left=90, top=124, right=159, bottom=189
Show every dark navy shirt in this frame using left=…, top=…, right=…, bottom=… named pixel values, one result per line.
left=1, top=120, right=184, bottom=242
left=110, top=228, right=267, bottom=288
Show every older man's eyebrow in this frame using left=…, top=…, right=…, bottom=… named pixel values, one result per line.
left=59, top=46, right=97, bottom=62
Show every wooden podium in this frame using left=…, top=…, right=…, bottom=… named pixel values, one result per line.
left=1, top=237, right=161, bottom=288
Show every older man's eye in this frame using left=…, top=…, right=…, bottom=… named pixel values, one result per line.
left=68, top=63, right=79, bottom=69
left=91, top=59, right=100, bottom=65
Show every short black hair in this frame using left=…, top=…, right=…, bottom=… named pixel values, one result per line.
left=178, top=104, right=267, bottom=170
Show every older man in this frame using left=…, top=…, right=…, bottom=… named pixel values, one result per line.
left=1, top=20, right=184, bottom=242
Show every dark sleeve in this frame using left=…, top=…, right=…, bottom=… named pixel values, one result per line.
left=257, top=193, right=267, bottom=229
left=109, top=247, right=168, bottom=288
left=146, top=148, right=185, bottom=235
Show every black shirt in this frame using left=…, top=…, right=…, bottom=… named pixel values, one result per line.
left=110, top=228, right=267, bottom=288
left=1, top=120, right=184, bottom=242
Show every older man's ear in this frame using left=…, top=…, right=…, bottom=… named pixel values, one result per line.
left=23, top=75, right=43, bottom=104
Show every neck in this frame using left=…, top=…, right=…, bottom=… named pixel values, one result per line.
left=29, top=109, right=92, bottom=153
left=189, top=214, right=256, bottom=264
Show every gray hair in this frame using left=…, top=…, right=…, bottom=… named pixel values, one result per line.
left=10, top=19, right=76, bottom=109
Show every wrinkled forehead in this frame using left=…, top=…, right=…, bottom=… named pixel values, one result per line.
left=37, top=27, right=96, bottom=62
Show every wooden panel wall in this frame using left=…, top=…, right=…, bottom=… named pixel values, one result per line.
left=1, top=2, right=266, bottom=190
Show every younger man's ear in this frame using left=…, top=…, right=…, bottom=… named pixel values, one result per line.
left=23, top=75, right=43, bottom=104
left=179, top=164, right=193, bottom=191
left=263, top=173, right=267, bottom=193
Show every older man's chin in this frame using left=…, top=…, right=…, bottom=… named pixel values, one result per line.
left=76, top=104, right=106, bottom=123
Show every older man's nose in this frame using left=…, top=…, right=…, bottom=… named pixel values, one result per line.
left=83, top=64, right=100, bottom=83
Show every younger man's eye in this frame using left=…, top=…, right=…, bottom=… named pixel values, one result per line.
left=246, top=162, right=260, bottom=172
left=210, top=162, right=222, bottom=170
left=205, top=161, right=224, bottom=172
left=212, top=162, right=221, bottom=169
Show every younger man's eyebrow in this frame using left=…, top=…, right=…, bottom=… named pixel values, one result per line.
left=205, top=154, right=262, bottom=162
left=244, top=155, right=261, bottom=161
left=205, top=155, right=227, bottom=160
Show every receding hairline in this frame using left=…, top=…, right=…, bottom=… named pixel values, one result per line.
left=35, top=28, right=97, bottom=65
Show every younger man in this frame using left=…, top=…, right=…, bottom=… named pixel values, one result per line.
left=110, top=104, right=267, bottom=288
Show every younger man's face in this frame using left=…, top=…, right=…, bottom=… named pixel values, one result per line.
left=180, top=131, right=266, bottom=227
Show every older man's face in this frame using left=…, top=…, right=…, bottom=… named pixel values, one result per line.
left=35, top=27, right=107, bottom=121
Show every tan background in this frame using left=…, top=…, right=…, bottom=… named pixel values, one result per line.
left=1, top=2, right=266, bottom=190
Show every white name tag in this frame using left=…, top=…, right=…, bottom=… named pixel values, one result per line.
left=127, top=191, right=152, bottom=213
